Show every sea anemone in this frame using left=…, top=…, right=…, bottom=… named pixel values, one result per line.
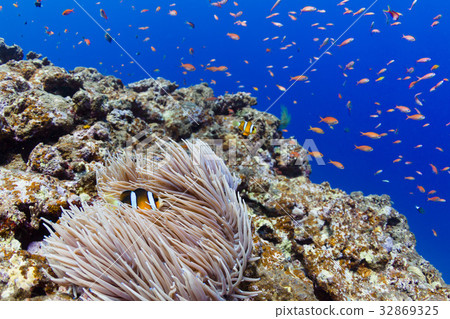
left=42, top=139, right=257, bottom=300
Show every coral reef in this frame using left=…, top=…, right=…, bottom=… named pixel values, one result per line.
left=0, top=39, right=449, bottom=300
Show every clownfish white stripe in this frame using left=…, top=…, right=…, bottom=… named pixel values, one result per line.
left=130, top=191, right=138, bottom=209
left=147, top=191, right=157, bottom=210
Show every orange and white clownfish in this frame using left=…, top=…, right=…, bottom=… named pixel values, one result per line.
left=238, top=121, right=257, bottom=136
left=120, top=188, right=161, bottom=210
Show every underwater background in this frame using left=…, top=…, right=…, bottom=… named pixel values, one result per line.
left=1, top=0, right=449, bottom=282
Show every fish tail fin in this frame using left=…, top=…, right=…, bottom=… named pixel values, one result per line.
left=406, top=115, right=410, bottom=120
left=319, top=117, right=323, bottom=123
left=354, top=145, right=358, bottom=149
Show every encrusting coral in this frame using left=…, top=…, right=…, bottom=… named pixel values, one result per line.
left=42, top=139, right=257, bottom=300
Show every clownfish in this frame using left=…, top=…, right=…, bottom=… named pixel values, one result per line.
left=238, top=121, right=257, bottom=136
left=120, top=188, right=160, bottom=210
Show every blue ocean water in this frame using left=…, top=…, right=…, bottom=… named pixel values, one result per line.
left=1, top=0, right=448, bottom=282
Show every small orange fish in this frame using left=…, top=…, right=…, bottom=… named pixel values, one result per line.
left=338, top=38, right=354, bottom=48
left=168, top=10, right=177, bottom=16
left=354, top=145, right=373, bottom=152
left=417, top=185, right=425, bottom=193
left=418, top=73, right=436, bottom=81
left=276, top=84, right=286, bottom=91
left=62, top=9, right=74, bottom=16
left=180, top=62, right=196, bottom=71
left=328, top=160, right=344, bottom=169
left=301, top=6, right=317, bottom=13
left=432, top=229, right=437, bottom=237
left=290, top=75, right=308, bottom=81
left=353, top=8, right=365, bottom=16
left=409, top=80, right=418, bottom=89
left=430, top=164, right=438, bottom=174
left=360, top=132, right=381, bottom=139
left=431, top=65, right=439, bottom=71
left=417, top=57, right=431, bottom=63
left=402, top=34, right=415, bottom=42
left=309, top=126, right=324, bottom=134
left=357, top=78, right=370, bottom=85
left=319, top=116, right=338, bottom=125
left=404, top=176, right=415, bottom=180
left=308, top=151, right=323, bottom=158
left=395, top=105, right=411, bottom=113
left=84, top=38, right=91, bottom=46
left=406, top=114, right=425, bottom=120
left=227, top=33, right=240, bottom=40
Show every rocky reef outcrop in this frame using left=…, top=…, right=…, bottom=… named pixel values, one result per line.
left=0, top=38, right=448, bottom=301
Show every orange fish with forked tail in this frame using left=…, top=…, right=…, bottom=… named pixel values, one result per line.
left=319, top=116, right=338, bottom=125
left=328, top=160, right=344, bottom=169
left=180, top=62, right=196, bottom=71
left=360, top=132, right=381, bottom=139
